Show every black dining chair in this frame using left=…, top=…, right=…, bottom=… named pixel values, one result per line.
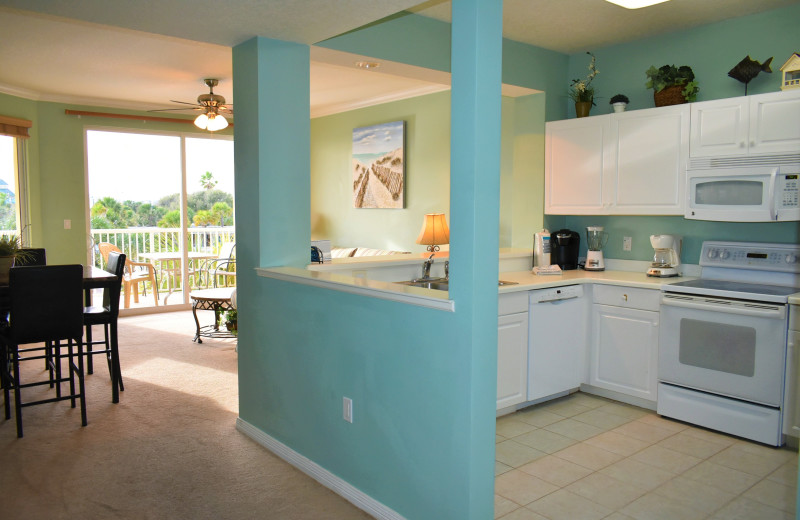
left=1, top=264, right=86, bottom=438
left=84, top=251, right=125, bottom=403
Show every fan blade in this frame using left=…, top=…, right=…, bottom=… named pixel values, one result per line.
left=169, top=100, right=202, bottom=106
left=148, top=107, right=202, bottom=113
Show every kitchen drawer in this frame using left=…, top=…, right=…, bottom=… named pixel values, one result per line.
left=498, top=291, right=528, bottom=315
left=593, top=284, right=660, bottom=312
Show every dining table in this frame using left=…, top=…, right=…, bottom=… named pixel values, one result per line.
left=136, top=251, right=217, bottom=303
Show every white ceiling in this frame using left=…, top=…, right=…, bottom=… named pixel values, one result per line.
left=0, top=0, right=796, bottom=119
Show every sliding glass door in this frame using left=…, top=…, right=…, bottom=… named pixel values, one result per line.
left=86, top=129, right=234, bottom=313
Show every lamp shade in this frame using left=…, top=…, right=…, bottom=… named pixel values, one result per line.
left=194, top=112, right=228, bottom=131
left=416, top=213, right=450, bottom=252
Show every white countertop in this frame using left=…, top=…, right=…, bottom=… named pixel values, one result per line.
left=496, top=269, right=696, bottom=293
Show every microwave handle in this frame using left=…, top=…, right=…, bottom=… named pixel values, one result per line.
left=768, top=169, right=777, bottom=220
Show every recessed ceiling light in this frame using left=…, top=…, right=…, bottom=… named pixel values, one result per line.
left=355, top=61, right=381, bottom=70
left=605, top=0, right=670, bottom=8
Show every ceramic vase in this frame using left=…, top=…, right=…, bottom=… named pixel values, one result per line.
left=612, top=102, right=627, bottom=113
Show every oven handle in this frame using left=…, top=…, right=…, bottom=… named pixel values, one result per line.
left=661, top=294, right=786, bottom=319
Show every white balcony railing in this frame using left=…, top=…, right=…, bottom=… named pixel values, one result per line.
left=90, top=226, right=235, bottom=267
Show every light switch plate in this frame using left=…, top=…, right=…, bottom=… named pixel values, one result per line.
left=623, top=236, right=632, bottom=251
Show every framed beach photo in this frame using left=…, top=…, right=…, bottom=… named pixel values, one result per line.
left=352, top=121, right=405, bottom=208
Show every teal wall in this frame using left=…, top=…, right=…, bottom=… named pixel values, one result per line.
left=558, top=3, right=800, bottom=263
left=0, top=92, right=232, bottom=265
left=566, top=3, right=800, bottom=115
left=310, top=90, right=546, bottom=251
left=234, top=0, right=504, bottom=513
left=318, top=11, right=568, bottom=122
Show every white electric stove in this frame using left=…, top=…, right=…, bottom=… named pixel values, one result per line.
left=658, top=241, right=800, bottom=445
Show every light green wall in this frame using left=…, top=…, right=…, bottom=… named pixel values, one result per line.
left=0, top=93, right=231, bottom=264
left=560, top=3, right=800, bottom=263
left=310, top=90, right=546, bottom=252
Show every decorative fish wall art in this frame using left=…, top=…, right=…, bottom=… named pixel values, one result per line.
left=728, top=56, right=773, bottom=95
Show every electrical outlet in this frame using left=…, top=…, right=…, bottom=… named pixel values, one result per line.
left=623, top=236, right=632, bottom=251
left=343, top=397, right=353, bottom=423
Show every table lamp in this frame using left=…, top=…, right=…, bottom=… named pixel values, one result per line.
left=416, top=213, right=450, bottom=252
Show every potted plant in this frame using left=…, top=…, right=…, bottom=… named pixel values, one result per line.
left=645, top=64, right=699, bottom=107
left=609, top=94, right=629, bottom=113
left=0, top=235, right=33, bottom=284
left=220, top=308, right=238, bottom=335
left=568, top=52, right=599, bottom=118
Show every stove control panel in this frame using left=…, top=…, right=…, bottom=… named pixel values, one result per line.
left=700, top=241, right=800, bottom=273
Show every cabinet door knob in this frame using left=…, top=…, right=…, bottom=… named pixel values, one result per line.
left=623, top=294, right=628, bottom=301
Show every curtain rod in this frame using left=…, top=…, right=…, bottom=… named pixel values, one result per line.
left=64, top=109, right=234, bottom=127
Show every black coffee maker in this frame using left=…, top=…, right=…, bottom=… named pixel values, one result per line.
left=550, top=229, right=580, bottom=270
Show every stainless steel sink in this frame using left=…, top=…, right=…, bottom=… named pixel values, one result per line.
left=395, top=279, right=519, bottom=291
left=396, top=279, right=449, bottom=291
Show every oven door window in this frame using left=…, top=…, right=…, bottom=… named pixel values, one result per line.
left=679, top=318, right=756, bottom=376
left=658, top=300, right=786, bottom=406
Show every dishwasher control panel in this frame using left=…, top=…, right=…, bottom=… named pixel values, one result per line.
left=529, top=284, right=584, bottom=304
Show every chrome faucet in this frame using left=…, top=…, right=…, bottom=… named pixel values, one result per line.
left=421, top=253, right=435, bottom=280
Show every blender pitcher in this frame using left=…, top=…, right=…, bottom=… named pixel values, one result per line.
left=585, top=226, right=608, bottom=271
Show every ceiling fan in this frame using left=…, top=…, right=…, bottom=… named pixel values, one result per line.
left=151, top=78, right=232, bottom=131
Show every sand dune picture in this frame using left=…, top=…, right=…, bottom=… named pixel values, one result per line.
left=352, top=121, right=405, bottom=208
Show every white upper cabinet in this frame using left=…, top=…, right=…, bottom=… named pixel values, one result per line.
left=545, top=105, right=688, bottom=215
left=690, top=90, right=800, bottom=158
left=544, top=115, right=612, bottom=214
left=610, top=105, right=689, bottom=215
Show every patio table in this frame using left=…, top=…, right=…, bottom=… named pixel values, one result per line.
left=136, top=251, right=216, bottom=303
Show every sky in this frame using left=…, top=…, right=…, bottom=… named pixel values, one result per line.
left=87, top=130, right=234, bottom=204
left=352, top=120, right=404, bottom=156
left=0, top=135, right=14, bottom=191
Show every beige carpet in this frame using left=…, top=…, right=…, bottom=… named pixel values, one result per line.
left=1, top=311, right=373, bottom=520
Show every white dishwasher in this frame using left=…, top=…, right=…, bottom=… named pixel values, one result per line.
left=528, top=284, right=587, bottom=401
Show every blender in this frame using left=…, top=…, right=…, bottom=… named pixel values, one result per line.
left=647, top=234, right=681, bottom=277
left=585, top=226, right=608, bottom=271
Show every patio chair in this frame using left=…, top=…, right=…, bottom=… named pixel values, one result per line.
left=200, top=242, right=236, bottom=288
left=98, top=243, right=159, bottom=308
left=2, top=264, right=86, bottom=437
left=84, top=250, right=126, bottom=403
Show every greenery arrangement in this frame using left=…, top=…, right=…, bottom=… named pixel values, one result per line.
left=610, top=94, right=629, bottom=105
left=0, top=234, right=33, bottom=262
left=645, top=64, right=699, bottom=102
left=568, top=52, right=599, bottom=105
left=220, top=309, right=238, bottom=335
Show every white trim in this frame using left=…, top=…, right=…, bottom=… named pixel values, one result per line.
left=236, top=418, right=407, bottom=520
left=257, top=266, right=455, bottom=312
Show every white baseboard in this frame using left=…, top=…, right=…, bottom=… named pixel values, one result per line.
left=236, top=418, right=406, bottom=520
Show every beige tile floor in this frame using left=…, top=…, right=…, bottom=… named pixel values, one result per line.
left=495, top=392, right=798, bottom=520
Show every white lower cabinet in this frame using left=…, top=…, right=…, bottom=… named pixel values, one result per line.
left=589, top=286, right=659, bottom=403
left=497, top=292, right=529, bottom=410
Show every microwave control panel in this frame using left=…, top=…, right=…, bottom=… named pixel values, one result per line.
left=779, top=174, right=799, bottom=209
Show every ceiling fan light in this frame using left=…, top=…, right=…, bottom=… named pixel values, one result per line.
left=605, top=0, right=669, bottom=8
left=194, top=113, right=209, bottom=129
left=205, top=113, right=228, bottom=131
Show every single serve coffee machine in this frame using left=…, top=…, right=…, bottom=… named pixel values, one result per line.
left=550, top=229, right=580, bottom=270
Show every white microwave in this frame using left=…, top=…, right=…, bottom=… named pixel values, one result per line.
left=686, top=164, right=800, bottom=222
